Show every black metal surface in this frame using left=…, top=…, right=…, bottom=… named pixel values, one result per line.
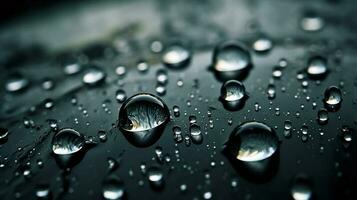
left=0, top=0, right=356, bottom=199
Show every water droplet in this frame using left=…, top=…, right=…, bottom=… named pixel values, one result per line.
left=0, top=128, right=9, bottom=142
left=51, top=128, right=85, bottom=168
left=118, top=93, right=170, bottom=147
left=301, top=12, right=324, bottom=32
left=137, top=61, right=149, bottom=73
left=102, top=176, right=126, bottom=200
left=147, top=166, right=164, bottom=190
left=35, top=185, right=51, bottom=199
left=115, top=89, right=127, bottom=103
left=212, top=41, right=252, bottom=81
left=323, top=86, right=342, bottom=111
left=306, top=56, right=328, bottom=79
left=162, top=44, right=191, bottom=69
left=224, top=122, right=279, bottom=181
left=291, top=174, right=313, bottom=200
left=173, top=105, right=180, bottom=117
left=252, top=37, right=273, bottom=53
left=341, top=126, right=352, bottom=148
left=317, top=109, right=328, bottom=125
left=272, top=67, right=283, bottom=79
left=267, top=84, right=276, bottom=99
left=52, top=128, right=84, bottom=155
left=155, top=84, right=166, bottom=96
left=190, top=124, right=203, bottom=144
left=156, top=69, right=168, bottom=85
left=98, top=130, right=107, bottom=142
left=203, top=191, right=213, bottom=199
left=173, top=126, right=183, bottom=143
left=63, top=63, right=81, bottom=75
left=82, top=67, right=106, bottom=86
left=42, top=78, right=55, bottom=91
left=44, top=98, right=54, bottom=109
left=115, top=66, right=126, bottom=77
left=5, top=74, right=29, bottom=92
left=220, top=80, right=247, bottom=111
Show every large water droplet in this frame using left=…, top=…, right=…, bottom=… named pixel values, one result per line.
left=51, top=128, right=86, bottom=168
left=291, top=174, right=313, bottom=200
left=118, top=93, right=170, bottom=147
left=82, top=67, right=106, bottom=86
left=220, top=80, right=247, bottom=111
left=162, top=44, right=191, bottom=69
left=323, top=86, right=342, bottom=111
left=212, top=41, right=252, bottom=81
left=223, top=122, right=279, bottom=181
left=102, top=176, right=126, bottom=200
left=306, top=56, right=328, bottom=79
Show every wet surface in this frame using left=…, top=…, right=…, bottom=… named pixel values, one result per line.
left=0, top=0, right=356, bottom=199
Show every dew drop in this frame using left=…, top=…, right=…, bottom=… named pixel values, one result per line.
left=252, top=37, right=273, bottom=53
left=147, top=166, right=164, bottom=190
left=317, top=108, right=328, bottom=125
left=301, top=12, right=324, bottom=32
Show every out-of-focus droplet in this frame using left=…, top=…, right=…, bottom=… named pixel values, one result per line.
left=102, top=176, right=126, bottom=200
left=323, top=86, right=342, bottom=111
left=115, top=66, right=126, bottom=77
left=300, top=12, right=324, bottom=32
left=291, top=174, right=313, bottom=200
left=252, top=37, right=273, bottom=53
left=137, top=61, right=149, bottom=73
left=162, top=44, right=191, bottom=69
left=5, top=74, right=29, bottom=92
left=306, top=56, right=328, bottom=79
left=220, top=80, right=247, bottom=111
left=156, top=69, right=168, bottom=85
left=118, top=93, right=169, bottom=147
left=212, top=41, right=252, bottom=81
left=35, top=185, right=51, bottom=199
left=63, top=63, right=81, bottom=75
left=155, top=84, right=166, bottom=96
left=267, top=84, right=276, bottom=100
left=147, top=166, right=164, bottom=190
left=82, top=67, right=106, bottom=86
left=115, top=89, right=127, bottom=103
left=42, top=78, right=55, bottom=91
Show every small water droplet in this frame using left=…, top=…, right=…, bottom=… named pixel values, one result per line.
left=301, top=12, right=324, bottom=32
left=189, top=124, right=202, bottom=144
left=323, top=86, right=342, bottom=111
left=220, top=80, right=247, bottom=111
left=317, top=108, right=328, bottom=125
left=115, top=89, right=127, bottom=103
